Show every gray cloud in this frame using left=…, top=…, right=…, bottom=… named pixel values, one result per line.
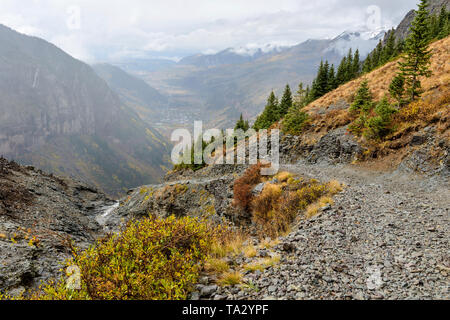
left=0, top=0, right=418, bottom=62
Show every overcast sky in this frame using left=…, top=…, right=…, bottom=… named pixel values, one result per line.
left=0, top=0, right=419, bottom=62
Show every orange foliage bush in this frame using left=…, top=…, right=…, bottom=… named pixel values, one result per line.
left=233, top=163, right=266, bottom=211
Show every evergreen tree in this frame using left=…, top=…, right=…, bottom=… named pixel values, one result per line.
left=304, top=85, right=311, bottom=105
left=311, top=60, right=329, bottom=99
left=372, top=40, right=383, bottom=68
left=309, top=79, right=318, bottom=101
left=336, top=56, right=347, bottom=86
left=235, top=113, right=250, bottom=131
left=282, top=106, right=309, bottom=135
left=364, top=96, right=397, bottom=139
left=345, top=49, right=354, bottom=82
left=327, top=64, right=337, bottom=91
left=253, top=91, right=279, bottom=130
left=350, top=80, right=373, bottom=113
left=438, top=6, right=450, bottom=39
left=383, top=30, right=396, bottom=63
left=438, top=6, right=447, bottom=30
left=294, top=82, right=307, bottom=107
left=352, top=49, right=361, bottom=78
left=398, top=0, right=433, bottom=102
left=319, top=60, right=330, bottom=95
left=395, top=39, right=405, bottom=55
left=362, top=54, right=372, bottom=73
left=279, top=84, right=293, bottom=116
left=389, top=74, right=406, bottom=107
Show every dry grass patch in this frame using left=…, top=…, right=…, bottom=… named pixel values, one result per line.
left=205, top=258, right=230, bottom=274
left=259, top=238, right=281, bottom=249
left=327, top=180, right=343, bottom=194
left=276, top=171, right=293, bottom=183
left=244, top=254, right=281, bottom=273
left=218, top=271, right=243, bottom=287
left=251, top=174, right=344, bottom=237
left=242, top=245, right=257, bottom=258
left=209, top=230, right=248, bottom=258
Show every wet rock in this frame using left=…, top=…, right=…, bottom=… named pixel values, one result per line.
left=0, top=157, right=113, bottom=293
left=200, top=285, right=218, bottom=297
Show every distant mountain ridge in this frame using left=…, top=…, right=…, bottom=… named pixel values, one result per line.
left=178, top=45, right=287, bottom=68
left=93, top=63, right=168, bottom=122
left=0, top=24, right=170, bottom=196
left=139, top=29, right=386, bottom=128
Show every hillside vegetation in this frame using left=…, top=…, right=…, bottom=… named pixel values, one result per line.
left=299, top=35, right=449, bottom=159
left=304, top=36, right=449, bottom=114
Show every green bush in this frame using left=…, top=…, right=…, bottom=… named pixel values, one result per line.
left=32, top=216, right=220, bottom=300
left=350, top=80, right=373, bottom=113
left=282, top=107, right=309, bottom=135
left=363, top=97, right=397, bottom=140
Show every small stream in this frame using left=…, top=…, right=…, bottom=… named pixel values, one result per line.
left=96, top=201, right=120, bottom=226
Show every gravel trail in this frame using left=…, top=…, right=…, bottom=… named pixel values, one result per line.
left=211, top=163, right=449, bottom=300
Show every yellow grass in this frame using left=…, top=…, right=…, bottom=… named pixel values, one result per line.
left=205, top=258, right=230, bottom=273
left=244, top=254, right=281, bottom=272
left=210, top=231, right=248, bottom=258
left=276, top=171, right=293, bottom=183
left=306, top=203, right=320, bottom=218
left=218, top=271, right=243, bottom=286
left=242, top=245, right=257, bottom=258
left=259, top=238, right=280, bottom=249
left=327, top=180, right=343, bottom=194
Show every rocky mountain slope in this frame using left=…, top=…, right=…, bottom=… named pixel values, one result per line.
left=1, top=2, right=448, bottom=301
left=0, top=24, right=171, bottom=196
left=98, top=32, right=449, bottom=300
left=391, top=0, right=450, bottom=42
left=287, top=35, right=449, bottom=176
left=0, top=157, right=115, bottom=295
left=92, top=63, right=168, bottom=123
left=191, top=163, right=449, bottom=300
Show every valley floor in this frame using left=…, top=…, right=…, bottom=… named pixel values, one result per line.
left=198, top=162, right=449, bottom=300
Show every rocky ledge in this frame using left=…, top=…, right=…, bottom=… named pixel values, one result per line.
left=0, top=157, right=114, bottom=295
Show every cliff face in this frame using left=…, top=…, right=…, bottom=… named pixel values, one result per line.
left=0, top=25, right=170, bottom=196
left=0, top=157, right=114, bottom=294
left=392, top=0, right=450, bottom=42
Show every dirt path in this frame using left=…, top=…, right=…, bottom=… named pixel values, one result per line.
left=219, top=163, right=450, bottom=300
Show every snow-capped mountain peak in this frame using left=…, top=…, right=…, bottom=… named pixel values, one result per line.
left=325, top=28, right=387, bottom=57
left=228, top=43, right=286, bottom=57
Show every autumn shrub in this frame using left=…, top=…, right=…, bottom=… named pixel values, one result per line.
left=251, top=178, right=337, bottom=238
left=233, top=163, right=266, bottom=211
left=396, top=89, right=449, bottom=124
left=252, top=184, right=283, bottom=223
left=276, top=171, right=293, bottom=183
left=31, top=215, right=222, bottom=300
